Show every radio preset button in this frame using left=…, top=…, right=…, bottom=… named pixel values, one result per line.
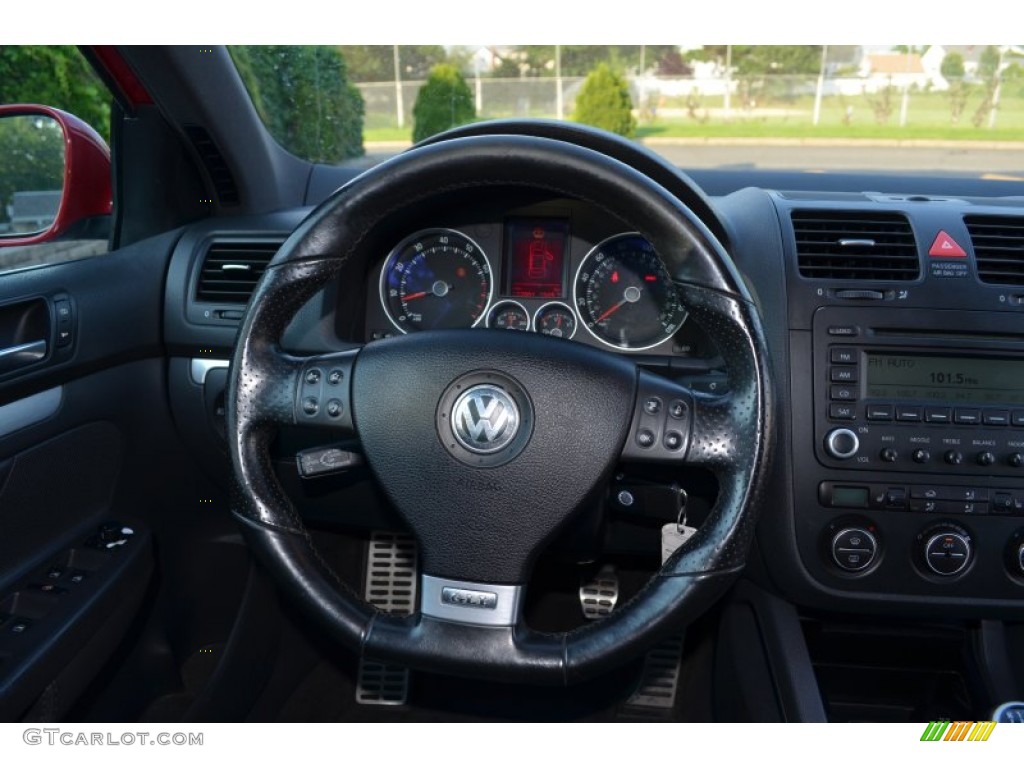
left=829, top=403, right=856, bottom=421
left=984, top=410, right=1010, bottom=426
left=830, top=348, right=857, bottom=364
left=955, top=409, right=981, bottom=425
left=830, top=367, right=858, bottom=383
left=830, top=385, right=856, bottom=401
left=867, top=404, right=893, bottom=421
left=925, top=407, right=951, bottom=424
left=1013, top=411, right=1024, bottom=427
left=896, top=407, right=922, bottom=422
left=825, top=428, right=860, bottom=460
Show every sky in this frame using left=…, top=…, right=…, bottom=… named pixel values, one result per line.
left=2, top=1, right=1011, bottom=46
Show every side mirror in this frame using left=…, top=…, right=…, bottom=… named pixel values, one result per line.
left=0, top=105, right=111, bottom=248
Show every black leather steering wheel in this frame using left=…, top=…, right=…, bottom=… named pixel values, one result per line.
left=227, top=129, right=774, bottom=685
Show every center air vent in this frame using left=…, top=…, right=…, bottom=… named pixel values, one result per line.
left=792, top=210, right=920, bottom=280
left=965, top=215, right=1024, bottom=285
left=195, top=240, right=281, bottom=304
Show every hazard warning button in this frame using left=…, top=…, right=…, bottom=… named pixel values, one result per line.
left=928, top=231, right=968, bottom=258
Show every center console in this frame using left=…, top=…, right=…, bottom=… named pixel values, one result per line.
left=783, top=200, right=1024, bottom=609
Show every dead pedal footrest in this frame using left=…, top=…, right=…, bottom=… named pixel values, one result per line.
left=355, top=531, right=418, bottom=706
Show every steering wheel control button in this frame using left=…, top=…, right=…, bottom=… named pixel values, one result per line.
left=668, top=400, right=688, bottom=419
left=636, top=428, right=656, bottom=449
left=831, top=527, right=878, bottom=573
left=825, top=428, right=859, bottom=460
left=922, top=527, right=972, bottom=577
left=436, top=370, right=534, bottom=468
left=664, top=431, right=683, bottom=451
left=643, top=397, right=662, bottom=415
left=295, top=351, right=356, bottom=430
left=296, top=447, right=363, bottom=478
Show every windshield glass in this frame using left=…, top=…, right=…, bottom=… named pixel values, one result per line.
left=229, top=45, right=1024, bottom=179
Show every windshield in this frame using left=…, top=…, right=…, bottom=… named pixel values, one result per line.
left=229, top=45, right=1024, bottom=179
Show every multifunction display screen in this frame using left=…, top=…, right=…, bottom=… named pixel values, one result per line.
left=865, top=353, right=1024, bottom=405
left=504, top=218, right=570, bottom=299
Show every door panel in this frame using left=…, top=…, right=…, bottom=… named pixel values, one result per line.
left=0, top=231, right=180, bottom=719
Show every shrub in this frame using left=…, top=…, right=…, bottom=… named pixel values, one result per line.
left=412, top=64, right=475, bottom=143
left=573, top=63, right=637, bottom=138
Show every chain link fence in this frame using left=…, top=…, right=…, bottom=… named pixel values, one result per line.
left=358, top=75, right=1023, bottom=134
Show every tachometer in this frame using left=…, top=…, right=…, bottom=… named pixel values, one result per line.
left=379, top=229, right=493, bottom=333
left=573, top=233, right=686, bottom=350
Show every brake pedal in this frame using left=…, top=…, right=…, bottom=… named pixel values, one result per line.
left=355, top=531, right=417, bottom=706
left=579, top=564, right=620, bottom=620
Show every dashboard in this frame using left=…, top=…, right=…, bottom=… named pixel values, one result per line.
left=163, top=155, right=1024, bottom=623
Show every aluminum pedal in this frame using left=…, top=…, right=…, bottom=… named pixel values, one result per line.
left=624, top=633, right=686, bottom=712
left=355, top=531, right=417, bottom=706
left=579, top=564, right=620, bottom=620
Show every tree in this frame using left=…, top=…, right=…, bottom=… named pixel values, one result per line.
left=694, top=45, right=823, bottom=75
left=411, top=64, right=476, bottom=143
left=339, top=46, right=448, bottom=82
left=572, top=64, right=636, bottom=138
left=0, top=46, right=110, bottom=140
left=0, top=116, right=64, bottom=229
left=940, top=52, right=966, bottom=81
left=231, top=46, right=364, bottom=162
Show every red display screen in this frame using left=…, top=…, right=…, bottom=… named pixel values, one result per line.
left=504, top=218, right=570, bottom=299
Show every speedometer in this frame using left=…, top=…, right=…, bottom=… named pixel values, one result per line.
left=573, top=233, right=686, bottom=350
left=379, top=229, right=493, bottom=334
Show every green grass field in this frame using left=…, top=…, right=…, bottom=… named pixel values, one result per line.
left=363, top=88, right=1024, bottom=145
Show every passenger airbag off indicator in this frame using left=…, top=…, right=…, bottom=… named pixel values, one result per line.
left=928, top=231, right=968, bottom=258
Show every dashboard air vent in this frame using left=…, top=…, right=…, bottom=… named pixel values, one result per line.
left=183, top=125, right=240, bottom=205
left=195, top=240, right=281, bottom=304
left=965, top=215, right=1024, bottom=285
left=792, top=210, right=920, bottom=280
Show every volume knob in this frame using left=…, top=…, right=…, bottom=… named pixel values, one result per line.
left=825, top=428, right=860, bottom=460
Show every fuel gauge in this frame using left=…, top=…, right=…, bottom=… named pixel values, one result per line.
left=534, top=302, right=577, bottom=340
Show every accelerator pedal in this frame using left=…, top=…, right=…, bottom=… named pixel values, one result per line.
left=355, top=531, right=418, bottom=706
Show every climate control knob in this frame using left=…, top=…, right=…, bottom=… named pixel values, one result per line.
left=921, top=525, right=972, bottom=577
left=825, top=428, right=860, bottom=460
left=831, top=527, right=878, bottom=572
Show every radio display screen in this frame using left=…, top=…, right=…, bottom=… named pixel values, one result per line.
left=503, top=218, right=570, bottom=299
left=865, top=353, right=1024, bottom=405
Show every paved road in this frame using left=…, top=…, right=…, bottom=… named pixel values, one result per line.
left=644, top=142, right=1024, bottom=177
left=362, top=141, right=1024, bottom=179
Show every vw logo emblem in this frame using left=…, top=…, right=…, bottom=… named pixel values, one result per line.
left=451, top=384, right=520, bottom=454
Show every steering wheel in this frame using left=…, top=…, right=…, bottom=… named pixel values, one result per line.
left=227, top=129, right=774, bottom=685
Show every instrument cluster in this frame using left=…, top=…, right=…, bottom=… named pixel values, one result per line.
left=363, top=203, right=711, bottom=358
